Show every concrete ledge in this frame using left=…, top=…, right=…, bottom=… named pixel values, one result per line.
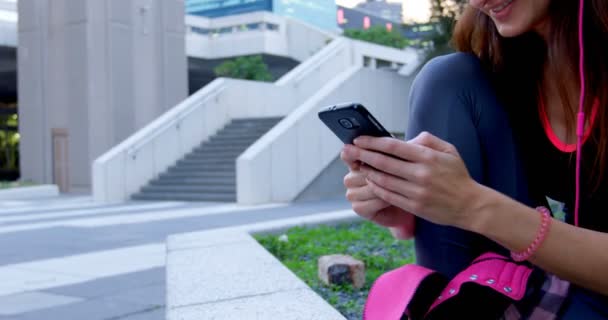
left=166, top=209, right=359, bottom=320
left=0, top=185, right=59, bottom=200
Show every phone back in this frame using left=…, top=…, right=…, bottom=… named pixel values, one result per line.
left=318, top=103, right=393, bottom=144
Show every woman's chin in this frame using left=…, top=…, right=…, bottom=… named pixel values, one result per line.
left=495, top=24, right=527, bottom=38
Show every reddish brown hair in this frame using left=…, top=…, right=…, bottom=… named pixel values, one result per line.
left=452, top=0, right=608, bottom=191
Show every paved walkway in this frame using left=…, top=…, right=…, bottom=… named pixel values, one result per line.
left=0, top=195, right=350, bottom=319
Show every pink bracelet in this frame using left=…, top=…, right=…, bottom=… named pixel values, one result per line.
left=511, top=206, right=552, bottom=262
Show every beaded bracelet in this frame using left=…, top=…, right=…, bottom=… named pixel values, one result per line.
left=511, top=206, right=552, bottom=262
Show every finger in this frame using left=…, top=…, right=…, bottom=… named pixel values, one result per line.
left=341, top=146, right=361, bottom=170
left=367, top=178, right=419, bottom=215
left=351, top=198, right=391, bottom=220
left=409, top=132, right=458, bottom=156
left=373, top=206, right=413, bottom=229
left=347, top=146, right=419, bottom=181
left=362, top=166, right=423, bottom=200
left=343, top=171, right=367, bottom=188
left=353, top=136, right=430, bottom=163
left=345, top=185, right=378, bottom=202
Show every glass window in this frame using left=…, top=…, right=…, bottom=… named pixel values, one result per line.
left=191, top=26, right=210, bottom=35
left=265, top=23, right=279, bottom=31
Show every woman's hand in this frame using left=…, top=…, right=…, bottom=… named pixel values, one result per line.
left=344, top=132, right=484, bottom=230
left=341, top=146, right=415, bottom=239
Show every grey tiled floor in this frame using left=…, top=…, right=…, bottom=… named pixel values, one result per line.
left=0, top=196, right=349, bottom=319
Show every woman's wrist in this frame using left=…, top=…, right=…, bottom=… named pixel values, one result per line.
left=457, top=181, right=501, bottom=234
left=461, top=184, right=542, bottom=255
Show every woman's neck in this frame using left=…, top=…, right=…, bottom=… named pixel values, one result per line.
left=534, top=16, right=552, bottom=42
left=541, top=63, right=582, bottom=145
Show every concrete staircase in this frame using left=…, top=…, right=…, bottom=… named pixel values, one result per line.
left=132, top=117, right=282, bottom=202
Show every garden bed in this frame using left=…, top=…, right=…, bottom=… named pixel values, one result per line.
left=256, top=221, right=415, bottom=320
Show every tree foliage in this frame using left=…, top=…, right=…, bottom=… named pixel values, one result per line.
left=343, top=26, right=410, bottom=49
left=429, top=0, right=467, bottom=44
left=0, top=113, right=19, bottom=171
left=214, top=55, right=273, bottom=82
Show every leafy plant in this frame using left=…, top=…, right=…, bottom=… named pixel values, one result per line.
left=343, top=26, right=410, bottom=49
left=0, top=113, right=19, bottom=171
left=213, top=55, right=273, bottom=82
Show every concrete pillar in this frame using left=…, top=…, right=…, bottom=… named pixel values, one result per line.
left=18, top=0, right=187, bottom=193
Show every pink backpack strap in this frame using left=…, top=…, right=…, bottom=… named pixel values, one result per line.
left=364, top=252, right=535, bottom=320
left=363, top=264, right=438, bottom=320
left=425, top=252, right=534, bottom=315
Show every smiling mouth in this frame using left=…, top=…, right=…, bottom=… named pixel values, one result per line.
left=491, top=0, right=514, bottom=13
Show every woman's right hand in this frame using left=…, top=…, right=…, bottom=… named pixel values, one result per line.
left=341, top=146, right=415, bottom=239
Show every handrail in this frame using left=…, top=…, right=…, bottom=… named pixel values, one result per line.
left=276, top=38, right=346, bottom=86
left=291, top=39, right=349, bottom=84
left=352, top=40, right=418, bottom=64
left=124, top=81, right=226, bottom=157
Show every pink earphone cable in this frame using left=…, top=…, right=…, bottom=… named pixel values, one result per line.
left=575, top=0, right=586, bottom=227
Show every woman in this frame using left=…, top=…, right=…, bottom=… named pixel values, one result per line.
left=341, top=0, right=608, bottom=318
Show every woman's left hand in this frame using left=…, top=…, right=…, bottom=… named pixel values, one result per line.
left=343, top=132, right=484, bottom=230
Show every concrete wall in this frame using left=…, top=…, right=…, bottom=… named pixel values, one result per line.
left=185, top=12, right=333, bottom=62
left=18, top=0, right=187, bottom=193
left=294, top=156, right=347, bottom=203
left=237, top=66, right=411, bottom=204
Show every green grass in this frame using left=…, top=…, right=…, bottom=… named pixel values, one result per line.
left=255, top=221, right=415, bottom=320
left=0, top=181, right=35, bottom=189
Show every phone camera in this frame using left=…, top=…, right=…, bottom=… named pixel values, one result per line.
left=339, top=118, right=355, bottom=129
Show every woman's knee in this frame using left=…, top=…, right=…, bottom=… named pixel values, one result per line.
left=406, top=53, right=493, bottom=139
left=409, top=53, right=488, bottom=112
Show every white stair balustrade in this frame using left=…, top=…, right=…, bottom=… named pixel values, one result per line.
left=92, top=13, right=423, bottom=203
left=237, top=40, right=420, bottom=204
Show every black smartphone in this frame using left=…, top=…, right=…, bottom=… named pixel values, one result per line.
left=318, top=103, right=394, bottom=144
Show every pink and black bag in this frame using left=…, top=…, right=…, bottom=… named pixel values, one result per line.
left=363, top=252, right=569, bottom=320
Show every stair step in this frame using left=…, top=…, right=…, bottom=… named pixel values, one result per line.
left=167, top=166, right=235, bottom=174
left=132, top=192, right=236, bottom=202
left=176, top=158, right=236, bottom=166
left=188, top=153, right=242, bottom=159
left=231, top=117, right=282, bottom=124
left=208, top=136, right=259, bottom=144
left=202, top=140, right=254, bottom=148
left=171, top=163, right=236, bottom=170
left=226, top=122, right=280, bottom=129
left=154, top=177, right=235, bottom=185
left=211, top=131, right=267, bottom=138
left=142, top=185, right=236, bottom=193
left=180, top=156, right=236, bottom=164
left=160, top=171, right=235, bottom=179
left=195, top=145, right=248, bottom=152
left=216, top=127, right=273, bottom=135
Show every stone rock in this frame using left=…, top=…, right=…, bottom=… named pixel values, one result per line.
left=318, top=254, right=365, bottom=289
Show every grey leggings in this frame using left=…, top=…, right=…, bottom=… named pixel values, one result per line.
left=407, top=53, right=607, bottom=319
left=406, top=53, right=532, bottom=278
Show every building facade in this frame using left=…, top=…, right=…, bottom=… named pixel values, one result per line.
left=18, top=0, right=187, bottom=192
left=186, top=0, right=337, bottom=31
left=337, top=5, right=438, bottom=45
left=355, top=0, right=402, bottom=23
